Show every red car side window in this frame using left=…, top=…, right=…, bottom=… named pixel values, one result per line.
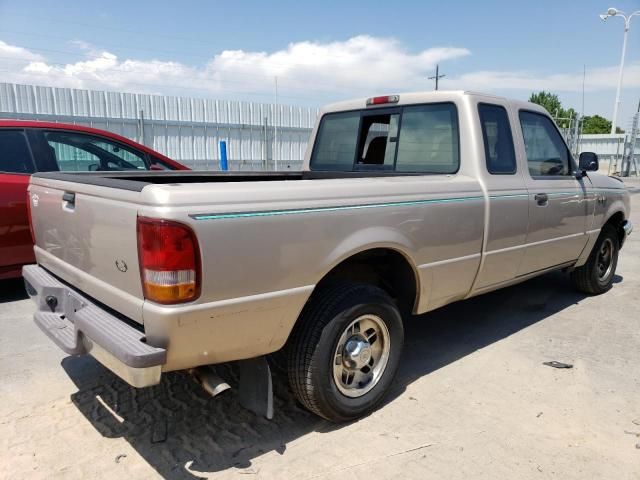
left=0, top=130, right=35, bottom=174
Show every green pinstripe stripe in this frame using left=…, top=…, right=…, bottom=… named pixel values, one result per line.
left=191, top=195, right=484, bottom=220
left=190, top=188, right=625, bottom=221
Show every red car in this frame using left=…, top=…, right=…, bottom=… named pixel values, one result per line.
left=0, top=120, right=189, bottom=280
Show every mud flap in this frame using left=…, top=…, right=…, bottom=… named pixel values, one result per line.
left=238, top=356, right=274, bottom=420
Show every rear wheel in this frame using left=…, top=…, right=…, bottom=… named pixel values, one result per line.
left=571, top=225, right=619, bottom=294
left=287, top=282, right=404, bottom=422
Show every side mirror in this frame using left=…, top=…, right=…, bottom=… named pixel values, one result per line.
left=578, top=152, right=599, bottom=172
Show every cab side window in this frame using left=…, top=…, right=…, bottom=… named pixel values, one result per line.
left=479, top=104, right=516, bottom=174
left=44, top=131, right=148, bottom=172
left=0, top=130, right=35, bottom=174
left=519, top=111, right=570, bottom=177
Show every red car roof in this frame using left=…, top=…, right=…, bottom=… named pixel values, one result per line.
left=0, top=119, right=189, bottom=170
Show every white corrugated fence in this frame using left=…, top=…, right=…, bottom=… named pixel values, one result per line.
left=0, top=82, right=318, bottom=171
left=1, top=82, right=638, bottom=172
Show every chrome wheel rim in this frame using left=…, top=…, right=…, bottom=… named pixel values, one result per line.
left=596, top=238, right=614, bottom=281
left=332, top=314, right=391, bottom=398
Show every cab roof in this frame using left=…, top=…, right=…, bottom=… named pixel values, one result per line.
left=320, top=90, right=549, bottom=116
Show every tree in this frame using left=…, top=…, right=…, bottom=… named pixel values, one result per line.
left=582, top=115, right=611, bottom=134
left=528, top=91, right=623, bottom=133
left=529, top=91, right=563, bottom=117
left=528, top=91, right=576, bottom=129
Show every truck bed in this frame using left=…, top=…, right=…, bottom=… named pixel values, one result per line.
left=32, top=170, right=435, bottom=191
left=33, top=171, right=304, bottom=191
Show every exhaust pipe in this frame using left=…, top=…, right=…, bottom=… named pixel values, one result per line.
left=190, top=366, right=231, bottom=397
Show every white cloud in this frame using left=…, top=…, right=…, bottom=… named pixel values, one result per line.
left=0, top=40, right=44, bottom=63
left=445, top=64, right=640, bottom=92
left=204, top=37, right=470, bottom=94
left=0, top=36, right=469, bottom=99
left=0, top=36, right=637, bottom=115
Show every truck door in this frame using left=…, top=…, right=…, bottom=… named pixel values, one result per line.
left=473, top=103, right=530, bottom=289
left=516, top=110, right=589, bottom=275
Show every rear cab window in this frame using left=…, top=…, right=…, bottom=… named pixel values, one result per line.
left=0, top=130, right=35, bottom=174
left=310, top=103, right=459, bottom=174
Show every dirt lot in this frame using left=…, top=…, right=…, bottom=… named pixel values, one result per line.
left=1, top=185, right=639, bottom=480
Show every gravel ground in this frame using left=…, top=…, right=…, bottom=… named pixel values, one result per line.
left=1, top=183, right=639, bottom=480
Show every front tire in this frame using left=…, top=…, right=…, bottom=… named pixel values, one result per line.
left=571, top=224, right=619, bottom=294
left=287, top=282, right=404, bottom=422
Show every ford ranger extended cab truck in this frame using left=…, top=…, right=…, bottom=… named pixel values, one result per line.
left=23, top=91, right=632, bottom=422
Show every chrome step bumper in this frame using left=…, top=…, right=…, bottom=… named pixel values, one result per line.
left=23, top=264, right=166, bottom=388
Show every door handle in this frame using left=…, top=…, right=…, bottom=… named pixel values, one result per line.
left=534, top=193, right=548, bottom=206
left=62, top=192, right=76, bottom=208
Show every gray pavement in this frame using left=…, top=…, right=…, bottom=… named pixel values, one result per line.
left=1, top=187, right=639, bottom=480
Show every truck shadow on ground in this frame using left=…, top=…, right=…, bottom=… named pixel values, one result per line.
left=0, top=278, right=28, bottom=303
left=61, top=271, right=618, bottom=479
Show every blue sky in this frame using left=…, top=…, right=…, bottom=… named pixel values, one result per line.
left=1, top=0, right=639, bottom=124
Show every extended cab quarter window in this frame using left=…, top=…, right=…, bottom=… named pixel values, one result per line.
left=519, top=111, right=571, bottom=177
left=0, top=130, right=35, bottom=174
left=478, top=104, right=516, bottom=174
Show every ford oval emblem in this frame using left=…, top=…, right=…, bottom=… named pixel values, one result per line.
left=115, top=260, right=128, bottom=272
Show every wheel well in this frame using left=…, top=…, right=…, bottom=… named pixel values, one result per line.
left=604, top=211, right=625, bottom=246
left=316, top=248, right=418, bottom=315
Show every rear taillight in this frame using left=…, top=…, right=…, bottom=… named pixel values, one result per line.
left=137, top=217, right=200, bottom=304
left=26, top=191, right=35, bottom=243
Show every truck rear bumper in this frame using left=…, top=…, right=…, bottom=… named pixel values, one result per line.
left=22, top=264, right=166, bottom=388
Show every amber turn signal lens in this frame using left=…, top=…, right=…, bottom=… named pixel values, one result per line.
left=137, top=217, right=200, bottom=304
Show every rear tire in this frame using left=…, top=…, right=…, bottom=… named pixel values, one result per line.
left=571, top=224, right=619, bottom=295
left=287, top=282, right=404, bottom=422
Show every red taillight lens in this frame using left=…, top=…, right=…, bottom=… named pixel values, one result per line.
left=137, top=217, right=200, bottom=304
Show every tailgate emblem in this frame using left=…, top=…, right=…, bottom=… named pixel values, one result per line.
left=31, top=194, right=39, bottom=207
left=115, top=260, right=128, bottom=272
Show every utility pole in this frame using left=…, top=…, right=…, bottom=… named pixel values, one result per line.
left=428, top=64, right=445, bottom=91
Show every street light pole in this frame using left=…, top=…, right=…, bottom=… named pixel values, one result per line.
left=600, top=7, right=640, bottom=134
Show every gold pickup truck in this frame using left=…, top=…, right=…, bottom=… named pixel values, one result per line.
left=24, top=91, right=632, bottom=422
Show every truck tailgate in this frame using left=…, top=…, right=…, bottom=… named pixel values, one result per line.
left=28, top=178, right=145, bottom=324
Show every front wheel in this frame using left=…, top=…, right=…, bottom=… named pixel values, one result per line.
left=571, top=225, right=619, bottom=294
left=287, top=282, right=404, bottom=422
